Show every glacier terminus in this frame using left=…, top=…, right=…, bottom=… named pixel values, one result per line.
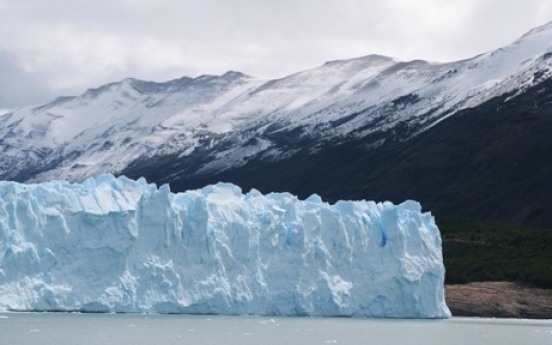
left=0, top=175, right=450, bottom=318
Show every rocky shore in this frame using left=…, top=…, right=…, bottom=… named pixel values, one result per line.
left=445, top=282, right=552, bottom=319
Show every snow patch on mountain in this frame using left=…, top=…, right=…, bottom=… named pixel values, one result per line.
left=1, top=22, right=552, bottom=183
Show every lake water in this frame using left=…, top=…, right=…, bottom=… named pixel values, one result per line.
left=0, top=313, right=551, bottom=345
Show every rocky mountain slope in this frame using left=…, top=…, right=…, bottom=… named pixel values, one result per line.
left=181, top=76, right=551, bottom=229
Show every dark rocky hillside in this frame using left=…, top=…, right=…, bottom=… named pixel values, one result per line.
left=125, top=77, right=552, bottom=229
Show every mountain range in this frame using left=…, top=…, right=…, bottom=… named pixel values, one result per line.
left=2, top=21, right=552, bottom=228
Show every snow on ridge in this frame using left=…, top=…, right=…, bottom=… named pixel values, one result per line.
left=2, top=23, right=552, bottom=183
left=0, top=174, right=450, bottom=318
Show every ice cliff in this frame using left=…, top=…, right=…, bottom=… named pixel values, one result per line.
left=0, top=174, right=450, bottom=318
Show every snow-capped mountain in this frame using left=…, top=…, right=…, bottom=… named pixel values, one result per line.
left=2, top=21, right=552, bottom=186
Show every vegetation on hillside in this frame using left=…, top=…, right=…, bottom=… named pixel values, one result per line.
left=437, top=216, right=552, bottom=288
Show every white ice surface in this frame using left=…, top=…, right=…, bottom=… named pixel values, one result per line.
left=0, top=175, right=449, bottom=318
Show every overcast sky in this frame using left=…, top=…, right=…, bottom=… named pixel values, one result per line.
left=1, top=0, right=552, bottom=111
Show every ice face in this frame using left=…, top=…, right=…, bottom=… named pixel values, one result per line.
left=0, top=174, right=450, bottom=318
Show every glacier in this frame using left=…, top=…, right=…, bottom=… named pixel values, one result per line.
left=0, top=174, right=450, bottom=318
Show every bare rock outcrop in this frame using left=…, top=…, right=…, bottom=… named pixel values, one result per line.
left=446, top=282, right=552, bottom=319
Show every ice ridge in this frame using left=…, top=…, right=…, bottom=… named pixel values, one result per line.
left=0, top=174, right=450, bottom=318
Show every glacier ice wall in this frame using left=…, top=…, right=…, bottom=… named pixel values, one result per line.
left=0, top=174, right=450, bottom=318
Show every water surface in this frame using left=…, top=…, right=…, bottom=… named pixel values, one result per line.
left=1, top=313, right=550, bottom=345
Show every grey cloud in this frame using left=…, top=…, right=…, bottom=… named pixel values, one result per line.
left=0, top=50, right=59, bottom=109
left=1, top=0, right=552, bottom=109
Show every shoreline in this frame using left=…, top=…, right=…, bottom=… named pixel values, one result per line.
left=445, top=282, right=552, bottom=319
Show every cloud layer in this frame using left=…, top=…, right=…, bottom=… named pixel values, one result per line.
left=1, top=0, right=552, bottom=109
